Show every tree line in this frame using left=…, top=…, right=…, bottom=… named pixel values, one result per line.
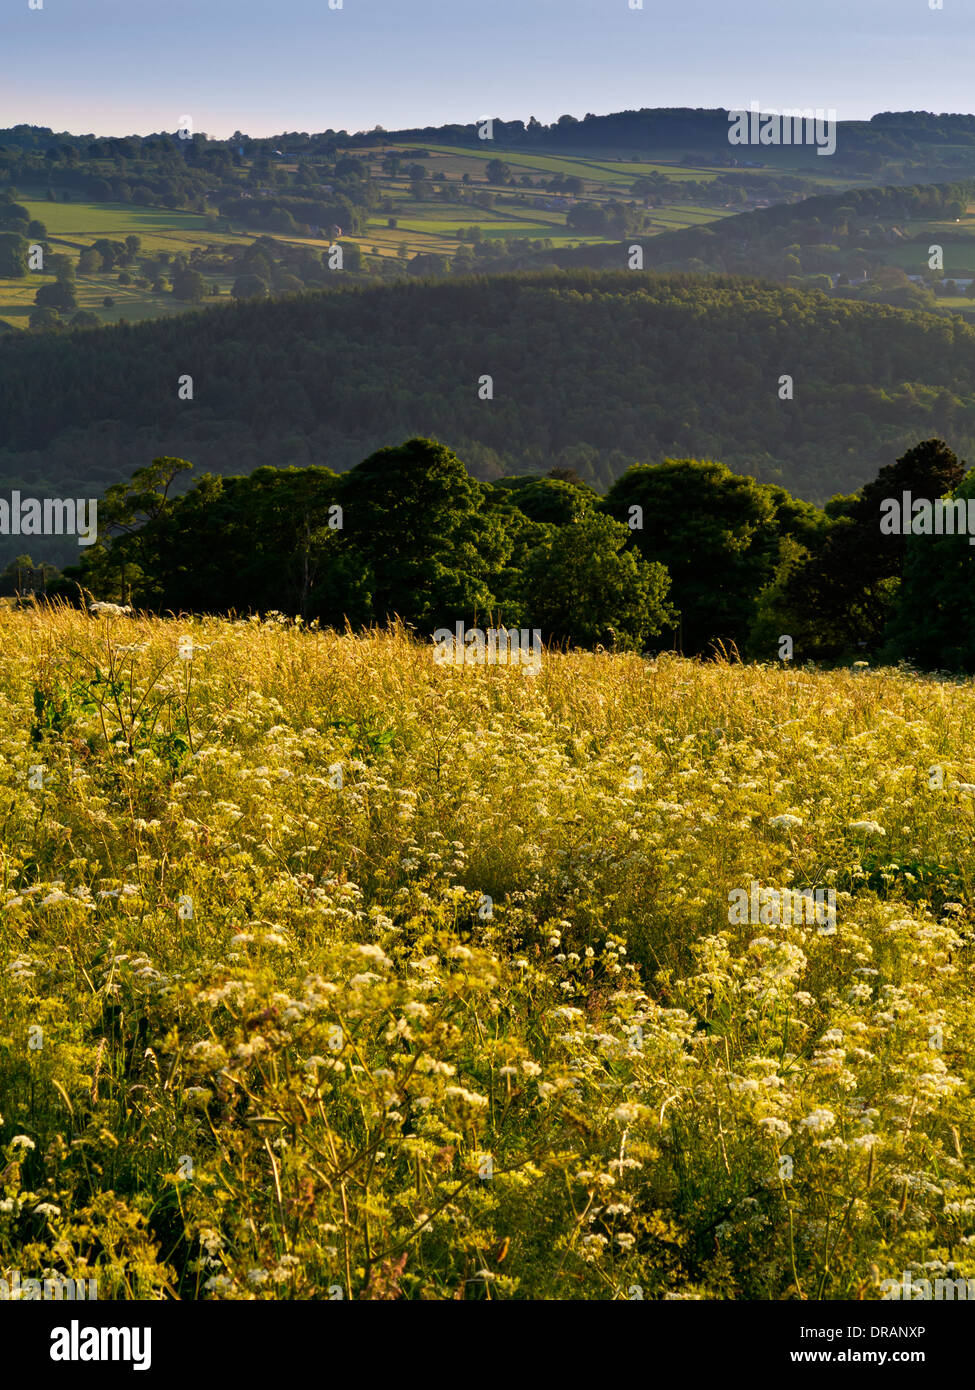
left=6, top=434, right=971, bottom=672
left=539, top=178, right=975, bottom=287
left=6, top=270, right=975, bottom=553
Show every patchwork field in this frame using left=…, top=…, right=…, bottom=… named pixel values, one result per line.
left=1, top=606, right=974, bottom=1299
left=393, top=143, right=728, bottom=183
left=0, top=196, right=258, bottom=330
left=0, top=141, right=799, bottom=329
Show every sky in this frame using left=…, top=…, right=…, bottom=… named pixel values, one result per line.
left=2, top=0, right=974, bottom=140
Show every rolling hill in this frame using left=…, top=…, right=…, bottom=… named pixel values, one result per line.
left=3, top=268, right=975, bottom=562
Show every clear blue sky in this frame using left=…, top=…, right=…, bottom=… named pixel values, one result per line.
left=2, top=0, right=973, bottom=139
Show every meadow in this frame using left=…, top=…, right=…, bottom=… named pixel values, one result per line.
left=1, top=605, right=973, bottom=1299
left=0, top=196, right=248, bottom=330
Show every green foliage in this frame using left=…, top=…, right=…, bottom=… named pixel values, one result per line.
left=0, top=198, right=30, bottom=232
left=493, top=475, right=598, bottom=525
left=0, top=553, right=60, bottom=597
left=29, top=663, right=193, bottom=775
left=781, top=439, right=965, bottom=661
left=567, top=199, right=651, bottom=237
left=56, top=433, right=975, bottom=671
left=882, top=468, right=975, bottom=672
left=486, top=159, right=512, bottom=184
left=327, top=716, right=398, bottom=760
left=603, top=459, right=812, bottom=656
left=505, top=511, right=676, bottom=649
left=0, top=230, right=27, bottom=277
left=171, top=268, right=207, bottom=302
left=338, top=438, right=512, bottom=630
left=28, top=305, right=63, bottom=331
left=231, top=272, right=269, bottom=300
left=34, top=281, right=77, bottom=313
left=6, top=270, right=975, bottom=510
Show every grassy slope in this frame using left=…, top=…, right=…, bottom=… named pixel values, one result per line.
left=1, top=196, right=246, bottom=330
left=1, top=608, right=973, bottom=1299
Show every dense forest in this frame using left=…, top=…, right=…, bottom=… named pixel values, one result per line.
left=4, top=270, right=975, bottom=552
left=7, top=434, right=972, bottom=672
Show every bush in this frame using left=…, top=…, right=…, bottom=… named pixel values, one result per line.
left=231, top=273, right=269, bottom=300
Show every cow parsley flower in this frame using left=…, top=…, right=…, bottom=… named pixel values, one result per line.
left=848, top=820, right=885, bottom=836
left=800, top=1108, right=836, bottom=1134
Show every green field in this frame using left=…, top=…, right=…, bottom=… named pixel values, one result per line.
left=17, top=195, right=231, bottom=245
left=397, top=141, right=885, bottom=190
left=0, top=181, right=638, bottom=323
left=395, top=142, right=723, bottom=183
left=0, top=194, right=336, bottom=329
left=0, top=139, right=876, bottom=330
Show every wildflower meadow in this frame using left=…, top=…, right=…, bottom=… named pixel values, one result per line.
left=1, top=603, right=973, bottom=1301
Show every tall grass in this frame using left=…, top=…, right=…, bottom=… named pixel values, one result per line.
left=1, top=604, right=973, bottom=1299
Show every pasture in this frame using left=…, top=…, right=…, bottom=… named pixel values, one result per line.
left=0, top=196, right=272, bottom=329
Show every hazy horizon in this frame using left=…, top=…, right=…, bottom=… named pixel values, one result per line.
left=4, top=0, right=975, bottom=140
left=7, top=101, right=975, bottom=145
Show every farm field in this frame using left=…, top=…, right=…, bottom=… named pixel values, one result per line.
left=0, top=267, right=239, bottom=331
left=0, top=131, right=959, bottom=332
left=871, top=215, right=975, bottom=308
left=884, top=215, right=975, bottom=278
left=0, top=134, right=883, bottom=331
left=391, top=141, right=885, bottom=192
left=393, top=143, right=729, bottom=183
left=15, top=195, right=239, bottom=248
left=0, top=196, right=275, bottom=330
left=1, top=606, right=973, bottom=1299
left=0, top=180, right=735, bottom=326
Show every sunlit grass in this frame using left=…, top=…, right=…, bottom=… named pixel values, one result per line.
left=1, top=606, right=973, bottom=1299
